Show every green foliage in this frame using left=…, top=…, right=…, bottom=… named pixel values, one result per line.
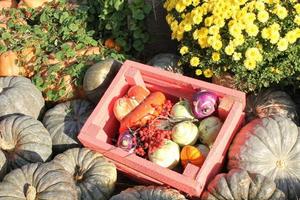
left=0, top=0, right=137, bottom=102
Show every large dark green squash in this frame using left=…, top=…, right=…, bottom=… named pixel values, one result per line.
left=0, top=114, right=52, bottom=180
left=202, top=169, right=286, bottom=200
left=83, top=59, right=121, bottom=103
left=109, top=186, right=187, bottom=200
left=42, top=99, right=94, bottom=153
left=0, top=162, right=78, bottom=199
left=228, top=116, right=300, bottom=199
left=246, top=88, right=298, bottom=123
left=0, top=76, right=44, bottom=119
left=53, top=148, right=117, bottom=200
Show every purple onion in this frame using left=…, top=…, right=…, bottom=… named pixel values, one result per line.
left=117, top=131, right=136, bottom=153
left=192, top=90, right=218, bottom=119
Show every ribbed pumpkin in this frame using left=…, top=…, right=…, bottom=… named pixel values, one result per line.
left=53, top=148, right=117, bottom=200
left=202, top=169, right=286, bottom=200
left=0, top=76, right=45, bottom=119
left=0, top=162, right=77, bottom=199
left=147, top=53, right=183, bottom=74
left=180, top=145, right=205, bottom=168
left=228, top=116, right=300, bottom=199
left=83, top=59, right=121, bottom=103
left=18, top=0, right=53, bottom=8
left=246, top=88, right=298, bottom=123
left=0, top=151, right=6, bottom=180
left=109, top=186, right=187, bottom=200
left=42, top=99, right=94, bottom=153
left=0, top=114, right=52, bottom=180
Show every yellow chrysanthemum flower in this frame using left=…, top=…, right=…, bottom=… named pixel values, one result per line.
left=233, top=35, right=245, bottom=47
left=193, top=14, right=203, bottom=24
left=225, top=44, right=235, bottom=55
left=211, top=40, right=223, bottom=51
left=233, top=52, right=242, bottom=61
left=214, top=17, right=225, bottom=28
left=229, top=24, right=242, bottom=37
left=295, top=15, right=300, bottom=25
left=193, top=30, right=200, bottom=40
left=255, top=1, right=265, bottom=11
left=204, top=16, right=214, bottom=27
left=271, top=23, right=281, bottom=31
left=192, top=0, right=200, bottom=7
left=246, top=24, right=259, bottom=37
left=208, top=25, right=219, bottom=35
left=198, top=38, right=209, bottom=48
left=245, top=48, right=262, bottom=62
left=180, top=46, right=189, bottom=55
left=175, top=2, right=186, bottom=13
left=190, top=56, right=200, bottom=66
left=285, top=31, right=298, bottom=44
left=261, top=28, right=271, bottom=39
left=199, top=27, right=209, bottom=37
left=170, top=21, right=178, bottom=31
left=204, top=69, right=213, bottom=78
left=182, top=0, right=192, bottom=6
left=257, top=10, right=269, bottom=23
left=244, top=59, right=256, bottom=70
left=294, top=4, right=300, bottom=14
left=195, top=69, right=202, bottom=76
left=212, top=52, right=220, bottom=61
left=270, top=31, right=280, bottom=44
left=277, top=38, right=289, bottom=51
left=275, top=5, right=288, bottom=19
left=184, top=23, right=192, bottom=32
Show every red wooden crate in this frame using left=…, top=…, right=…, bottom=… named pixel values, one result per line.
left=78, top=60, right=246, bottom=198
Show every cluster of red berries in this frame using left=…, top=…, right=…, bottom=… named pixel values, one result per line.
left=134, top=100, right=173, bottom=157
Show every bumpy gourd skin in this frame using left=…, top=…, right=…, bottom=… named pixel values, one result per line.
left=228, top=116, right=300, bottom=199
left=53, top=148, right=117, bottom=200
left=0, top=114, right=52, bottom=180
left=109, top=186, right=187, bottom=200
left=42, top=100, right=94, bottom=153
left=0, top=163, right=78, bottom=200
left=202, top=169, right=286, bottom=200
left=0, top=77, right=44, bottom=119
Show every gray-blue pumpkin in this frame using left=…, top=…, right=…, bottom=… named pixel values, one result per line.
left=147, top=53, right=182, bottom=74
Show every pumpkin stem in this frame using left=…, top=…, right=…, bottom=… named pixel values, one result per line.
left=0, top=132, right=15, bottom=151
left=74, top=165, right=83, bottom=182
left=25, top=185, right=36, bottom=200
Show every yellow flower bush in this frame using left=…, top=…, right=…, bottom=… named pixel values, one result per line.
left=164, top=0, right=300, bottom=92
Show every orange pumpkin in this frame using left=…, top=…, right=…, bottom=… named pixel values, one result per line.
left=18, top=0, right=53, bottom=8
left=0, top=0, right=17, bottom=9
left=0, top=51, right=25, bottom=76
left=104, top=38, right=115, bottom=49
left=127, top=85, right=150, bottom=103
left=180, top=145, right=205, bottom=168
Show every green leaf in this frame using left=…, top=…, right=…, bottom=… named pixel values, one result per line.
left=143, top=3, right=152, bottom=14
left=132, top=9, right=145, bottom=20
left=113, top=0, right=125, bottom=10
left=69, top=23, right=79, bottom=32
left=1, top=32, right=11, bottom=40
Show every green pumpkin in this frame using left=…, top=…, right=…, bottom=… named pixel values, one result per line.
left=0, top=163, right=77, bottom=200
left=0, top=114, right=52, bottom=180
left=0, top=76, right=44, bottom=119
left=228, top=116, right=300, bottom=199
left=110, top=186, right=187, bottom=200
left=53, top=148, right=117, bottom=200
left=202, top=169, right=286, bottom=200
left=42, top=99, right=94, bottom=153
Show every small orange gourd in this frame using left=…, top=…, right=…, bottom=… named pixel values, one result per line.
left=180, top=145, right=205, bottom=168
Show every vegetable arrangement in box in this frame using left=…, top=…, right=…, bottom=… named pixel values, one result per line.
left=164, top=0, right=300, bottom=92
left=113, top=85, right=223, bottom=170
